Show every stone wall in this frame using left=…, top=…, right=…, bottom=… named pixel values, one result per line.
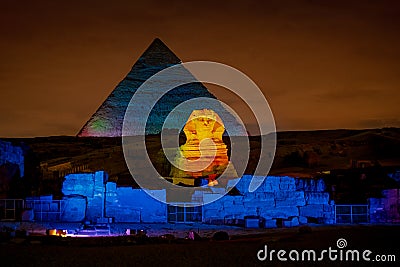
left=202, top=175, right=334, bottom=227
left=60, top=172, right=334, bottom=226
left=0, top=140, right=24, bottom=177
left=105, top=184, right=166, bottom=223
left=25, top=195, right=86, bottom=222
left=61, top=195, right=87, bottom=222
left=62, top=171, right=108, bottom=220
left=369, top=189, right=400, bottom=223
left=62, top=171, right=167, bottom=223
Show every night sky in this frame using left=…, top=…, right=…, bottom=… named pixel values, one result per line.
left=1, top=0, right=399, bottom=137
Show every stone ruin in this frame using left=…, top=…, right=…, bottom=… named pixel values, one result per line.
left=203, top=175, right=334, bottom=227
left=23, top=171, right=335, bottom=228
left=369, top=189, right=400, bottom=223
left=0, top=140, right=24, bottom=177
left=0, top=140, right=25, bottom=198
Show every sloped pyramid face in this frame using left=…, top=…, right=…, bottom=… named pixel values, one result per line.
left=78, top=38, right=246, bottom=137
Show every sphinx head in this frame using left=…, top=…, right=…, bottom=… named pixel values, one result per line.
left=184, top=109, right=224, bottom=141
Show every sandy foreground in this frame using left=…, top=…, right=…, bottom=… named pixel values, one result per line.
left=1, top=223, right=399, bottom=266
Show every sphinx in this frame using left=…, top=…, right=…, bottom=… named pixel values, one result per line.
left=170, top=109, right=237, bottom=186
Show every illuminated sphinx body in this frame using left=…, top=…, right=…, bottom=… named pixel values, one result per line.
left=170, top=109, right=236, bottom=186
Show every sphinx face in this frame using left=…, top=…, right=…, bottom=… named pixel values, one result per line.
left=193, top=115, right=216, bottom=141
left=169, top=109, right=234, bottom=184
left=183, top=109, right=224, bottom=142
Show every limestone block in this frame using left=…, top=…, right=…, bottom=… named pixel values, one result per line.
left=305, top=192, right=330, bottom=205
left=222, top=203, right=246, bottom=215
left=226, top=178, right=241, bottom=190
left=145, top=189, right=167, bottom=203
left=369, top=198, right=384, bottom=223
left=203, top=193, right=225, bottom=204
left=191, top=190, right=204, bottom=202
left=210, top=188, right=226, bottom=195
left=296, top=178, right=326, bottom=192
left=244, top=200, right=275, bottom=209
left=324, top=218, right=335, bottom=224
left=105, top=195, right=118, bottom=204
left=245, top=217, right=261, bottom=228
left=106, top=190, right=118, bottom=199
left=233, top=196, right=245, bottom=205
left=283, top=217, right=299, bottom=227
left=252, top=192, right=275, bottom=202
left=295, top=179, right=303, bottom=191
left=247, top=176, right=297, bottom=192
left=299, top=204, right=324, bottom=218
left=0, top=140, right=24, bottom=177
left=264, top=219, right=277, bottom=228
left=203, top=198, right=224, bottom=211
left=105, top=206, right=117, bottom=218
left=113, top=208, right=141, bottom=223
left=275, top=191, right=305, bottom=207
left=142, top=208, right=167, bottom=223
left=298, top=216, right=308, bottom=224
left=223, top=204, right=245, bottom=217
left=61, top=196, right=86, bottom=222
left=50, top=203, right=59, bottom=212
left=234, top=175, right=256, bottom=194
left=111, top=188, right=167, bottom=223
left=279, top=176, right=297, bottom=191
left=290, top=217, right=300, bottom=226
left=316, top=179, right=326, bottom=192
left=106, top=182, right=117, bottom=193
left=369, top=198, right=386, bottom=224
left=62, top=173, right=94, bottom=197
left=87, top=196, right=103, bottom=220
left=244, top=208, right=259, bottom=217
left=323, top=204, right=333, bottom=212
left=95, top=171, right=108, bottom=185
left=323, top=211, right=334, bottom=220
left=323, top=211, right=335, bottom=224
left=279, top=182, right=296, bottom=191
left=247, top=176, right=268, bottom=192
left=62, top=182, right=75, bottom=192
left=242, top=193, right=256, bottom=202
left=21, top=209, right=34, bottom=221
left=204, top=209, right=224, bottom=219
left=260, top=206, right=299, bottom=219
left=263, top=176, right=281, bottom=192
left=221, top=199, right=235, bottom=208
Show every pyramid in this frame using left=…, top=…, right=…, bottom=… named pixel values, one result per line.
left=78, top=38, right=246, bottom=137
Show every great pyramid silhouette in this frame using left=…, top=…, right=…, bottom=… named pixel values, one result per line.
left=78, top=38, right=246, bottom=137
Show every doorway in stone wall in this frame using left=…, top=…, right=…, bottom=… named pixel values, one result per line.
left=167, top=204, right=202, bottom=223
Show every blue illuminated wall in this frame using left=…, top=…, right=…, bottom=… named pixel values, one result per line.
left=369, top=189, right=400, bottom=223
left=60, top=171, right=334, bottom=226
left=62, top=171, right=167, bottom=223
left=105, top=183, right=167, bottom=223
left=202, top=175, right=334, bottom=227
left=0, top=140, right=24, bottom=177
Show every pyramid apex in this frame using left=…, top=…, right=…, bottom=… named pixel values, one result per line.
left=153, top=37, right=164, bottom=43
left=139, top=38, right=181, bottom=65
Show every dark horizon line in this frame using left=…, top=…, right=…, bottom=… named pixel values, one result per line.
left=1, top=126, right=399, bottom=140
